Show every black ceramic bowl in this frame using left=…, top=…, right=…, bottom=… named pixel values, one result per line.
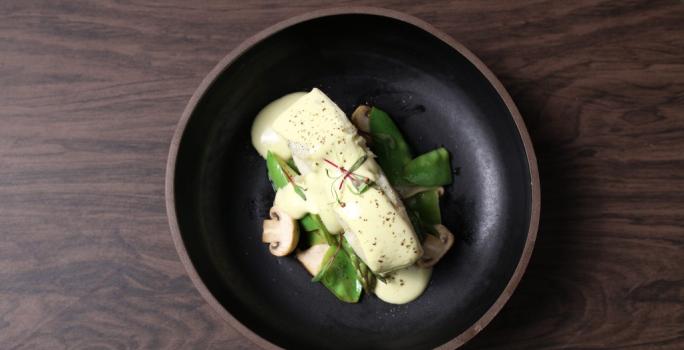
left=166, top=8, right=539, bottom=350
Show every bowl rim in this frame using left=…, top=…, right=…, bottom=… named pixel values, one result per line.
left=165, top=7, right=540, bottom=350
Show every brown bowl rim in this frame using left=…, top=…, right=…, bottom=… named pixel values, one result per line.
left=165, top=7, right=540, bottom=350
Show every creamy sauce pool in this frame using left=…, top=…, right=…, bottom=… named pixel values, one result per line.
left=375, top=265, right=432, bottom=304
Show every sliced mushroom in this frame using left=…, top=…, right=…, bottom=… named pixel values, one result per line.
left=296, top=244, right=329, bottom=276
left=262, top=207, right=299, bottom=256
left=417, top=224, right=454, bottom=268
left=351, top=105, right=371, bottom=133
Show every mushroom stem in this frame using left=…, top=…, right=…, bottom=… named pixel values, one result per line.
left=296, top=244, right=329, bottom=276
left=262, top=207, right=299, bottom=256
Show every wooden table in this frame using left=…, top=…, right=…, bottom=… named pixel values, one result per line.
left=1, top=1, right=682, bottom=349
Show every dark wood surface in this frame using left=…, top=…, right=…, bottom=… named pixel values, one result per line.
left=1, top=1, right=682, bottom=349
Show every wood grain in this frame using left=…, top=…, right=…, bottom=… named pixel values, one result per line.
left=0, top=1, right=682, bottom=349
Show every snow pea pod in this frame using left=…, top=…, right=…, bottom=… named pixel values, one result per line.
left=312, top=244, right=362, bottom=303
left=403, top=147, right=452, bottom=187
left=305, top=230, right=327, bottom=247
left=310, top=215, right=367, bottom=301
left=308, top=214, right=335, bottom=245
left=299, top=214, right=320, bottom=232
left=266, top=151, right=293, bottom=189
left=405, top=189, right=442, bottom=226
left=368, top=107, right=413, bottom=185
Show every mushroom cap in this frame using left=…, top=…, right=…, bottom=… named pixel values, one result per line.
left=262, top=206, right=299, bottom=256
left=417, top=224, right=454, bottom=268
left=351, top=105, right=371, bottom=133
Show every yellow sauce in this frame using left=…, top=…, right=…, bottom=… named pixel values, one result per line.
left=301, top=171, right=343, bottom=233
left=374, top=265, right=432, bottom=304
left=273, top=176, right=342, bottom=233
left=273, top=182, right=309, bottom=219
left=250, top=92, right=306, bottom=159
left=271, top=88, right=422, bottom=274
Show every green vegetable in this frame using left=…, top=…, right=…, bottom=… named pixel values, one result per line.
left=305, top=230, right=327, bottom=246
left=342, top=238, right=375, bottom=293
left=403, top=147, right=452, bottom=187
left=312, top=244, right=362, bottom=303
left=300, top=214, right=320, bottom=232
left=312, top=244, right=340, bottom=282
left=266, top=151, right=306, bottom=200
left=345, top=154, right=374, bottom=194
left=405, top=189, right=442, bottom=226
left=308, top=219, right=367, bottom=302
left=308, top=214, right=335, bottom=246
left=282, top=209, right=359, bottom=302
left=266, top=151, right=292, bottom=189
left=368, top=107, right=413, bottom=185
left=407, top=210, right=427, bottom=242
left=286, top=158, right=299, bottom=173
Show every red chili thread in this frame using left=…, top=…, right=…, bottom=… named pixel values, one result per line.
left=323, top=158, right=359, bottom=190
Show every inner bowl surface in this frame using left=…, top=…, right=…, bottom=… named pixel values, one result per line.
left=168, top=9, right=538, bottom=350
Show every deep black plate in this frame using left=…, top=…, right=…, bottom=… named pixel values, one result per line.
left=167, top=8, right=539, bottom=350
